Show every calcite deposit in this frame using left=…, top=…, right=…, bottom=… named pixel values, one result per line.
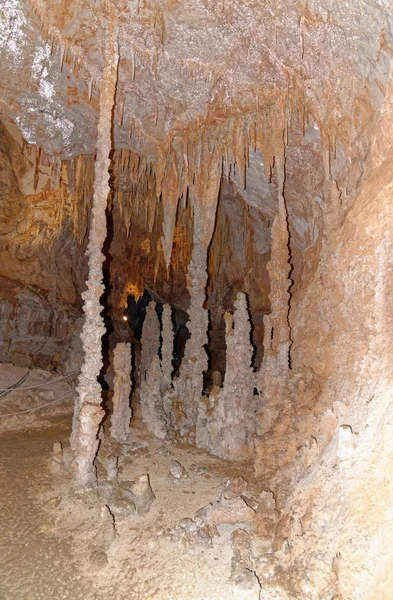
left=139, top=302, right=167, bottom=439
left=168, top=155, right=221, bottom=441
left=110, top=342, right=132, bottom=443
left=2, top=0, right=393, bottom=598
left=196, top=292, right=257, bottom=460
left=71, top=14, right=119, bottom=487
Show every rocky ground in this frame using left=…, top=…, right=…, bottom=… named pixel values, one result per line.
left=0, top=365, right=266, bottom=600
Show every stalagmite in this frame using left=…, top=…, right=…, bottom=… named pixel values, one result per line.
left=230, top=529, right=262, bottom=599
left=160, top=303, right=173, bottom=393
left=167, top=153, right=221, bottom=442
left=71, top=16, right=119, bottom=487
left=255, top=153, right=292, bottom=453
left=262, top=194, right=291, bottom=369
left=140, top=302, right=167, bottom=438
left=110, top=343, right=132, bottom=443
left=196, top=292, right=257, bottom=460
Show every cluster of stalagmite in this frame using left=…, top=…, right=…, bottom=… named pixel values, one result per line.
left=110, top=342, right=132, bottom=442
left=196, top=292, right=257, bottom=460
left=70, top=16, right=119, bottom=487
left=139, top=302, right=167, bottom=439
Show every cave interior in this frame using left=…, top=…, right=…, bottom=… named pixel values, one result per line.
left=1, top=1, right=393, bottom=599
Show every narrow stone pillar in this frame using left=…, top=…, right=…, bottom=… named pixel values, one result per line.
left=110, top=342, right=132, bottom=442
left=262, top=193, right=291, bottom=371
left=169, top=154, right=221, bottom=442
left=140, top=302, right=160, bottom=387
left=140, top=302, right=167, bottom=438
left=255, top=154, right=292, bottom=445
left=160, top=304, right=173, bottom=393
left=71, top=18, right=119, bottom=487
left=197, top=292, right=256, bottom=460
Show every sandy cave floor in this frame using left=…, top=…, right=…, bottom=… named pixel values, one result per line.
left=0, top=371, right=260, bottom=600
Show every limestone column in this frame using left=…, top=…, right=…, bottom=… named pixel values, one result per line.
left=170, top=153, right=221, bottom=442
left=71, top=18, right=119, bottom=487
left=263, top=193, right=291, bottom=371
left=110, top=342, right=132, bottom=442
left=220, top=292, right=256, bottom=459
left=197, top=292, right=256, bottom=460
left=255, top=154, right=292, bottom=439
left=160, top=303, right=173, bottom=393
left=140, top=302, right=167, bottom=438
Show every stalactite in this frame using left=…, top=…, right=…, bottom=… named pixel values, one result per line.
left=110, top=343, right=132, bottom=442
left=59, top=43, right=66, bottom=72
left=148, top=194, right=156, bottom=233
left=196, top=292, right=256, bottom=460
left=233, top=120, right=246, bottom=189
left=67, top=158, right=76, bottom=197
left=139, top=302, right=167, bottom=439
left=263, top=153, right=291, bottom=363
left=29, top=0, right=101, bottom=84
left=161, top=153, right=180, bottom=269
left=88, top=78, right=94, bottom=101
left=70, top=16, right=119, bottom=488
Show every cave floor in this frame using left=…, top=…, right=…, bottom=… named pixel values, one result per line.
left=0, top=407, right=259, bottom=600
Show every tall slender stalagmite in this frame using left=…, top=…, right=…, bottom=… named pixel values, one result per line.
left=262, top=154, right=291, bottom=372
left=71, top=17, right=119, bottom=487
left=140, top=302, right=167, bottom=438
left=110, top=342, right=132, bottom=442
left=197, top=292, right=256, bottom=459
left=255, top=153, right=292, bottom=442
left=168, top=151, right=221, bottom=441
left=161, top=303, right=173, bottom=394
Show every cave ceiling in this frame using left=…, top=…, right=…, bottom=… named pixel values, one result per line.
left=1, top=0, right=392, bottom=163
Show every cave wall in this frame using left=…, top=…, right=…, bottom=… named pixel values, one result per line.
left=252, top=154, right=393, bottom=600
left=249, top=62, right=393, bottom=594
left=0, top=118, right=89, bottom=372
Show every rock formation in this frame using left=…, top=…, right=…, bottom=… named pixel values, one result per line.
left=71, top=15, right=119, bottom=486
left=2, top=0, right=393, bottom=597
left=110, top=342, right=132, bottom=443
left=197, top=292, right=256, bottom=460
left=140, top=302, right=167, bottom=439
left=168, top=153, right=221, bottom=442
left=160, top=304, right=173, bottom=394
left=255, top=184, right=292, bottom=449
